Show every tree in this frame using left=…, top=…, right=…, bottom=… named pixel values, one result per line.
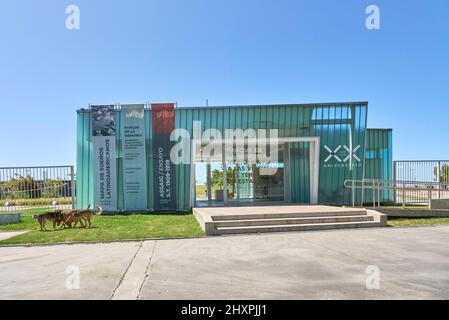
left=0, top=175, right=65, bottom=200
left=211, top=169, right=223, bottom=189
left=0, top=175, right=40, bottom=199
left=41, top=179, right=65, bottom=198
left=210, top=167, right=237, bottom=195
left=434, top=164, right=449, bottom=184
left=226, top=167, right=237, bottom=197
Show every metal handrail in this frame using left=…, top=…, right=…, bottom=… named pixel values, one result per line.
left=361, top=178, right=448, bottom=186
left=344, top=179, right=449, bottom=209
left=344, top=180, right=449, bottom=191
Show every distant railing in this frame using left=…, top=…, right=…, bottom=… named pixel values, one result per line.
left=0, top=165, right=75, bottom=212
left=394, top=160, right=449, bottom=205
left=344, top=179, right=449, bottom=209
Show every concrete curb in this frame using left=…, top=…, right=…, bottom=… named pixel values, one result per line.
left=0, top=234, right=206, bottom=248
left=2, top=221, right=449, bottom=248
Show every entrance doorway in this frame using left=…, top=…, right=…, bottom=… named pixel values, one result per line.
left=194, top=162, right=226, bottom=206
left=225, top=144, right=286, bottom=204
left=192, top=137, right=319, bottom=207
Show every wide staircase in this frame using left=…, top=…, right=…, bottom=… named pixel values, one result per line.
left=193, top=205, right=387, bottom=236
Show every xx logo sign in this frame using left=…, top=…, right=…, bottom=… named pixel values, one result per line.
left=324, top=145, right=361, bottom=163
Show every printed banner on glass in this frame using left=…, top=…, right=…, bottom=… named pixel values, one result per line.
left=121, top=104, right=147, bottom=210
left=151, top=103, right=176, bottom=211
left=91, top=105, right=117, bottom=211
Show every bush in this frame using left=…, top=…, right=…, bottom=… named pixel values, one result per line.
left=0, top=197, right=72, bottom=207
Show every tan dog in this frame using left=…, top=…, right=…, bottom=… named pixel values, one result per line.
left=33, top=210, right=63, bottom=231
left=61, top=205, right=102, bottom=229
left=62, top=210, right=86, bottom=228
left=61, top=205, right=89, bottom=229
left=79, top=206, right=103, bottom=228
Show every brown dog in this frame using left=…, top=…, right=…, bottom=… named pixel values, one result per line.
left=79, top=206, right=103, bottom=228
left=61, top=205, right=102, bottom=229
left=61, top=210, right=86, bottom=228
left=33, top=210, right=63, bottom=231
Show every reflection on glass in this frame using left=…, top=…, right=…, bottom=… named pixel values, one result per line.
left=227, top=144, right=285, bottom=202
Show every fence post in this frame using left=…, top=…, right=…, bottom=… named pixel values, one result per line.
left=437, top=161, right=441, bottom=200
left=393, top=161, right=397, bottom=204
left=70, top=165, right=75, bottom=210
left=402, top=185, right=405, bottom=209
left=377, top=182, right=381, bottom=208
left=360, top=181, right=364, bottom=207
left=360, top=179, right=365, bottom=207
left=352, top=181, right=355, bottom=207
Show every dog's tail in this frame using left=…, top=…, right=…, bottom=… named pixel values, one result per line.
left=87, top=204, right=91, bottom=210
left=94, top=206, right=103, bottom=215
left=33, top=215, right=38, bottom=219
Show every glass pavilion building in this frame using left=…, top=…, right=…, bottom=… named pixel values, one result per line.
left=76, top=102, right=393, bottom=212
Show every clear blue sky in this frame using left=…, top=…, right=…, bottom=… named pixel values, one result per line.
left=0, top=0, right=448, bottom=167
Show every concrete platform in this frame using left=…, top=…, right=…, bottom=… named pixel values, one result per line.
left=194, top=205, right=387, bottom=235
left=0, top=213, right=20, bottom=225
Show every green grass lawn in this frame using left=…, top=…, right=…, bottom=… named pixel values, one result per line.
left=3, top=206, right=449, bottom=246
left=388, top=217, right=449, bottom=227
left=380, top=205, right=430, bottom=209
left=195, top=185, right=207, bottom=200
left=0, top=208, right=205, bottom=245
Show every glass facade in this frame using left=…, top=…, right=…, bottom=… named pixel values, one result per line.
left=226, top=145, right=286, bottom=203
left=76, top=102, right=393, bottom=211
left=364, top=129, right=394, bottom=204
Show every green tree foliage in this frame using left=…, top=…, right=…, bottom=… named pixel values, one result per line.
left=41, top=179, right=65, bottom=198
left=0, top=175, right=65, bottom=200
left=434, top=164, right=449, bottom=183
left=210, top=167, right=237, bottom=194
left=211, top=169, right=223, bottom=189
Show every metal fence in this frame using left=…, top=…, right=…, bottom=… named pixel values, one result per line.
left=394, top=160, right=449, bottom=205
left=345, top=179, right=449, bottom=209
left=0, top=165, right=75, bottom=212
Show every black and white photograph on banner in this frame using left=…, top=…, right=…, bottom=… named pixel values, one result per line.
left=91, top=105, right=116, bottom=137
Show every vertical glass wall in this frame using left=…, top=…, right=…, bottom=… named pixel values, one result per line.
left=364, top=129, right=393, bottom=204
left=289, top=142, right=310, bottom=203
left=309, top=105, right=367, bottom=205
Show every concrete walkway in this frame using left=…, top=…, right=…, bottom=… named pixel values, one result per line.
left=1, top=226, right=449, bottom=299
left=0, top=231, right=29, bottom=241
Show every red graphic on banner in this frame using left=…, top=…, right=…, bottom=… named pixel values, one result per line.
left=151, top=103, right=175, bottom=134
left=151, top=103, right=176, bottom=211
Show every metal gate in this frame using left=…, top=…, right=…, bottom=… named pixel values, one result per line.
left=393, top=160, right=449, bottom=205
left=0, top=165, right=75, bottom=212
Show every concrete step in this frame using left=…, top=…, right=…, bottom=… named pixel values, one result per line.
left=213, top=215, right=374, bottom=228
left=215, top=220, right=384, bottom=235
left=193, top=206, right=387, bottom=236
left=211, top=209, right=367, bottom=221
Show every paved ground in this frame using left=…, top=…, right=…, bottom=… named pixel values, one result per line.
left=1, top=226, right=449, bottom=299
